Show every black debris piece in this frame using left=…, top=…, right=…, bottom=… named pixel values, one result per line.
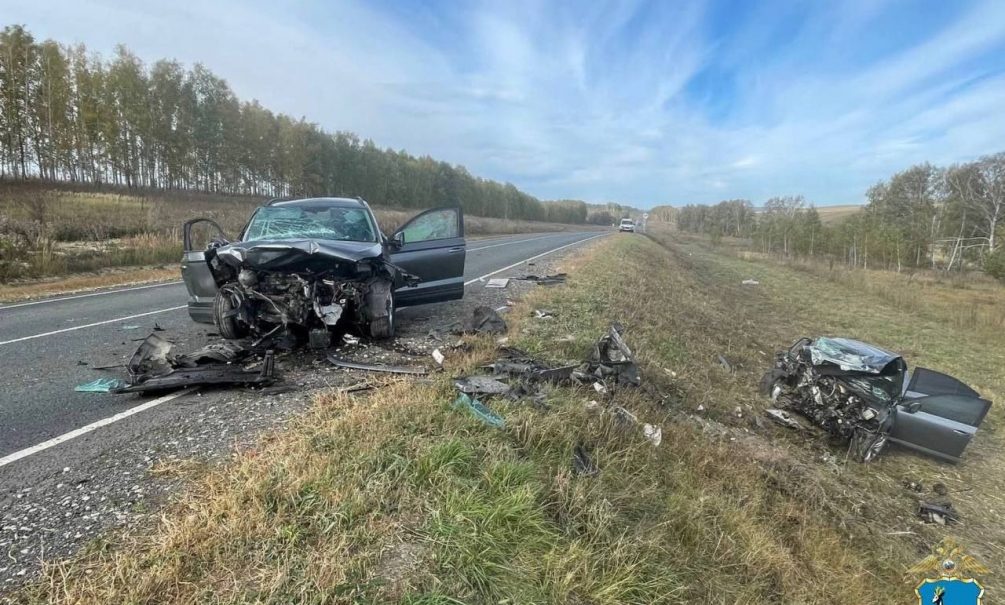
left=153, top=322, right=165, bottom=332
left=115, top=351, right=275, bottom=393
left=328, top=355, right=428, bottom=375
left=459, top=305, right=508, bottom=335
left=919, top=500, right=958, bottom=525
left=514, top=273, right=567, bottom=285
left=572, top=443, right=599, bottom=476
left=258, top=384, right=298, bottom=396
left=572, top=323, right=641, bottom=387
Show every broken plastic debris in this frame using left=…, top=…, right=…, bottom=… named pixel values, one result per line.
left=120, top=325, right=141, bottom=330
left=764, top=408, right=801, bottom=429
left=741, top=279, right=760, bottom=286
left=534, top=309, right=555, bottom=319
left=485, top=278, right=510, bottom=288
left=454, top=375, right=511, bottom=396
left=75, top=378, right=128, bottom=393
left=328, top=356, right=428, bottom=375
left=643, top=423, right=663, bottom=446
left=432, top=348, right=445, bottom=365
left=593, top=382, right=607, bottom=394
left=460, top=305, right=508, bottom=335
left=452, top=393, right=505, bottom=428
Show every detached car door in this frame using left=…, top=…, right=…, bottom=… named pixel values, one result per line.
left=389, top=207, right=466, bottom=307
left=181, top=218, right=228, bottom=324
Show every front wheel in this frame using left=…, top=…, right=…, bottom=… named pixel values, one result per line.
left=214, top=287, right=249, bottom=340
left=367, top=285, right=395, bottom=339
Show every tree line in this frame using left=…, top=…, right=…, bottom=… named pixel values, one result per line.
left=673, top=153, right=1005, bottom=280
left=0, top=24, right=617, bottom=224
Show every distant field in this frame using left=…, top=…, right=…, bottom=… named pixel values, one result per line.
left=0, top=182, right=601, bottom=286
left=815, top=203, right=862, bottom=223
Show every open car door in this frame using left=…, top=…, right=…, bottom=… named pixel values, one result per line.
left=181, top=218, right=229, bottom=324
left=889, top=369, right=991, bottom=463
left=389, top=207, right=465, bottom=307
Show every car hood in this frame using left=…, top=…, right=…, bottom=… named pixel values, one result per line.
left=214, top=239, right=384, bottom=272
left=807, top=337, right=903, bottom=375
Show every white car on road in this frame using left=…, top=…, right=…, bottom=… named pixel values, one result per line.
left=619, top=218, right=635, bottom=232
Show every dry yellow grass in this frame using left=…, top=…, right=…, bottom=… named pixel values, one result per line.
left=20, top=231, right=979, bottom=603
left=0, top=267, right=179, bottom=303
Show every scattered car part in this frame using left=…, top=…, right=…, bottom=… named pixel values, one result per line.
left=764, top=408, right=802, bottom=430
left=115, top=351, right=275, bottom=393
left=643, top=423, right=662, bottom=446
left=741, top=279, right=759, bottom=286
left=454, top=376, right=511, bottom=396
left=763, top=337, right=991, bottom=463
left=572, top=443, right=599, bottom=476
left=514, top=273, right=567, bottom=285
left=460, top=305, right=508, bottom=335
left=327, top=356, right=428, bottom=375
left=452, top=393, right=505, bottom=428
left=485, top=278, right=509, bottom=288
left=75, top=378, right=128, bottom=393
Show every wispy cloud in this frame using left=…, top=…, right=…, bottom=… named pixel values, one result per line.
left=4, top=0, right=1005, bottom=206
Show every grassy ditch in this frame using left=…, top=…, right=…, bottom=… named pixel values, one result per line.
left=21, top=232, right=1001, bottom=603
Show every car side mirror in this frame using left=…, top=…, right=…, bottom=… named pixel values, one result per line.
left=904, top=400, right=922, bottom=414
left=389, top=231, right=405, bottom=249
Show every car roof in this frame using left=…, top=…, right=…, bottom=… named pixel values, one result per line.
left=267, top=197, right=367, bottom=209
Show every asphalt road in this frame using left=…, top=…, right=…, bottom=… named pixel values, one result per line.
left=0, top=230, right=604, bottom=459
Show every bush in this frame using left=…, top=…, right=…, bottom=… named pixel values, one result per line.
left=985, top=247, right=1005, bottom=282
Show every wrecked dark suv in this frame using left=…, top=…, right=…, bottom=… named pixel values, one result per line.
left=762, top=337, right=991, bottom=463
left=181, top=198, right=466, bottom=344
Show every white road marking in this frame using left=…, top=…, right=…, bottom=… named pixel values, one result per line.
left=0, top=389, right=194, bottom=469
left=0, top=281, right=183, bottom=311
left=0, top=231, right=608, bottom=469
left=464, top=232, right=608, bottom=286
left=467, top=233, right=561, bottom=252
left=0, top=306, right=187, bottom=346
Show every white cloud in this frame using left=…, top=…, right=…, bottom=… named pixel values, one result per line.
left=3, top=0, right=1005, bottom=207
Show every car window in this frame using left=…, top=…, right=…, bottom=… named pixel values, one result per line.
left=243, top=206, right=376, bottom=242
left=912, top=395, right=990, bottom=427
left=401, top=209, right=459, bottom=243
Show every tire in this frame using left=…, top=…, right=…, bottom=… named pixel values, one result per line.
left=759, top=369, right=786, bottom=398
left=368, top=287, right=395, bottom=339
left=214, top=287, right=249, bottom=340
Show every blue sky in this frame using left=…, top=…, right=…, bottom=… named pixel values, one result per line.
left=5, top=0, right=1005, bottom=208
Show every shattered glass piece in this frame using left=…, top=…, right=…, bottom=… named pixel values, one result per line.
left=452, top=393, right=505, bottom=428
left=75, top=378, right=128, bottom=393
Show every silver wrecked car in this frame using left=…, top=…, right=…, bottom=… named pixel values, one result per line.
left=761, top=337, right=991, bottom=463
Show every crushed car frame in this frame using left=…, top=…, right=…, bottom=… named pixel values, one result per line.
left=181, top=198, right=466, bottom=344
left=761, top=337, right=991, bottom=463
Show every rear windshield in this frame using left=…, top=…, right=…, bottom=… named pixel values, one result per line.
left=243, top=206, right=377, bottom=242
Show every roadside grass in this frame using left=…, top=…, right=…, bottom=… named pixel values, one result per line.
left=20, top=233, right=967, bottom=604
left=644, top=229, right=1004, bottom=579
left=0, top=183, right=602, bottom=284
left=0, top=267, right=179, bottom=303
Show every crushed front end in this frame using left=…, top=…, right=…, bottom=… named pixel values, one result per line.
left=204, top=240, right=414, bottom=344
left=762, top=337, right=907, bottom=461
